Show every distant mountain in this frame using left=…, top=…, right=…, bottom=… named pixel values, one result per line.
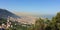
left=0, top=9, right=20, bottom=19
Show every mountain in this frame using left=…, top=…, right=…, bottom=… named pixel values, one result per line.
left=0, top=9, right=54, bottom=24
left=0, top=9, right=38, bottom=24
left=0, top=9, right=20, bottom=19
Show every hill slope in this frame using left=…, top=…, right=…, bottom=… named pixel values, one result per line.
left=0, top=9, right=20, bottom=19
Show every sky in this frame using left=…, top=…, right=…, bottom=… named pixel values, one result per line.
left=0, top=0, right=60, bottom=15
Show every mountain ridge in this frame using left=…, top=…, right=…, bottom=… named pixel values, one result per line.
left=0, top=9, right=20, bottom=19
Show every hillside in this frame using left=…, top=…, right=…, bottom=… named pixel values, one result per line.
left=0, top=9, right=20, bottom=19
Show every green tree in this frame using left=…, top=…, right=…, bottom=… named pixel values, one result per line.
left=51, top=12, right=60, bottom=30
left=55, top=12, right=60, bottom=23
left=35, top=18, right=44, bottom=30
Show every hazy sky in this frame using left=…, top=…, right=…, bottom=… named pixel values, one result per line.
left=0, top=0, right=60, bottom=15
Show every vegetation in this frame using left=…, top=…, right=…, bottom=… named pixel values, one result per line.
left=0, top=12, right=60, bottom=30
left=27, top=12, right=60, bottom=30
